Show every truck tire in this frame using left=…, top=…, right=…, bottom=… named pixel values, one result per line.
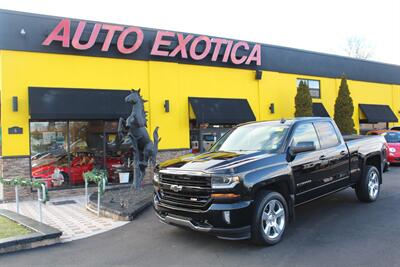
left=251, top=190, right=288, bottom=246
left=355, top=165, right=380, bottom=202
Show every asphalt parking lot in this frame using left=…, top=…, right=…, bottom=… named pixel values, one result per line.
left=1, top=166, right=400, bottom=267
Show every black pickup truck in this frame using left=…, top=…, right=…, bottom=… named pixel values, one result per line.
left=153, top=118, right=387, bottom=245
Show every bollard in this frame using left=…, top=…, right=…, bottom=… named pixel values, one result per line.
left=97, top=182, right=101, bottom=216
left=85, top=178, right=88, bottom=206
left=37, top=183, right=47, bottom=223
left=37, top=188, right=42, bottom=223
left=15, top=185, right=19, bottom=214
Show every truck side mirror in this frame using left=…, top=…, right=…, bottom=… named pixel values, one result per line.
left=289, top=141, right=316, bottom=155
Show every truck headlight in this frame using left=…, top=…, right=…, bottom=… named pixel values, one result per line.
left=389, top=147, right=396, bottom=153
left=153, top=172, right=160, bottom=183
left=211, top=176, right=240, bottom=189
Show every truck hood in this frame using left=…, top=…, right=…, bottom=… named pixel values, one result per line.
left=159, top=150, right=282, bottom=174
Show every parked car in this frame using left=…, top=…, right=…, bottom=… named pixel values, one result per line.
left=390, top=126, right=400, bottom=131
left=153, top=117, right=387, bottom=245
left=367, top=130, right=400, bottom=164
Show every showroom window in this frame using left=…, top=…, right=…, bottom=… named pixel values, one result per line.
left=297, top=78, right=321, bottom=98
left=359, top=122, right=388, bottom=135
left=30, top=120, right=127, bottom=189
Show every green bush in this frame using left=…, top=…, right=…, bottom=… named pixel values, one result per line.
left=334, top=76, right=356, bottom=134
left=294, top=81, right=313, bottom=117
left=83, top=169, right=108, bottom=195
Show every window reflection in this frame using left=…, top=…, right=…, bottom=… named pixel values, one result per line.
left=30, top=120, right=127, bottom=189
left=68, top=121, right=104, bottom=186
left=31, top=122, right=68, bottom=188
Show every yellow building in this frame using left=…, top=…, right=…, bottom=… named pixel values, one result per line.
left=0, top=10, right=399, bottom=200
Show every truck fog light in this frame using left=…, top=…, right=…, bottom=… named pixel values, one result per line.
left=223, top=211, right=231, bottom=224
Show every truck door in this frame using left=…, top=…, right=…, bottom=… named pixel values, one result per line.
left=313, top=121, right=350, bottom=192
left=289, top=122, right=324, bottom=204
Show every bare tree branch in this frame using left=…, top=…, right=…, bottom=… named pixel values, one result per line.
left=344, top=37, right=374, bottom=59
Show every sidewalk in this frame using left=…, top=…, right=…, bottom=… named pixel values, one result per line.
left=0, top=196, right=128, bottom=242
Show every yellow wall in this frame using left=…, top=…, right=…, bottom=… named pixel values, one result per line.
left=1, top=51, right=149, bottom=156
left=258, top=72, right=340, bottom=121
left=0, top=50, right=399, bottom=157
left=0, top=51, right=2, bottom=156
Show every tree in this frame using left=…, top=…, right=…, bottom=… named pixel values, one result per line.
left=334, top=76, right=356, bottom=134
left=344, top=37, right=373, bottom=60
left=294, top=81, right=313, bottom=117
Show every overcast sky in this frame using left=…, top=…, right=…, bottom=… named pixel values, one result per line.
left=0, top=0, right=399, bottom=65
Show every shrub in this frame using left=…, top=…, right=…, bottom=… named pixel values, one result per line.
left=294, top=81, right=313, bottom=117
left=334, top=76, right=356, bottom=134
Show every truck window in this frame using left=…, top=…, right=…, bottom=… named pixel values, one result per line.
left=314, top=121, right=340, bottom=148
left=291, top=123, right=320, bottom=149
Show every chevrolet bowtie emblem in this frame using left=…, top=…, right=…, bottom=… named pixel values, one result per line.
left=170, top=184, right=183, bottom=192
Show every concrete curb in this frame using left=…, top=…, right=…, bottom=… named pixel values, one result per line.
left=0, top=209, right=62, bottom=254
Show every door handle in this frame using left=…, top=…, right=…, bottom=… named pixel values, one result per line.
left=340, top=150, right=347, bottom=156
left=319, top=155, right=326, bottom=160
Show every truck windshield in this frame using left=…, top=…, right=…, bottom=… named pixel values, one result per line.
left=210, top=123, right=289, bottom=153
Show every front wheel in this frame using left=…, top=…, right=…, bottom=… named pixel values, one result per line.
left=355, top=165, right=380, bottom=202
left=251, top=191, right=288, bottom=246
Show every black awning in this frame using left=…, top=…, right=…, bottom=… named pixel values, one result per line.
left=312, top=103, right=330, bottom=117
left=359, top=104, right=398, bottom=123
left=29, top=87, right=131, bottom=120
left=189, top=97, right=256, bottom=125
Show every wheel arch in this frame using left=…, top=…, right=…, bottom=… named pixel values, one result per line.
left=252, top=178, right=295, bottom=222
left=364, top=154, right=383, bottom=184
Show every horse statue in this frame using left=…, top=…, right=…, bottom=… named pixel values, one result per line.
left=118, top=89, right=160, bottom=190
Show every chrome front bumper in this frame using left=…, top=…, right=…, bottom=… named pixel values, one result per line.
left=156, top=213, right=212, bottom=232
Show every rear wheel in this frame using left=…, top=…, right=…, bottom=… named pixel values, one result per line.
left=251, top=190, right=288, bottom=246
left=355, top=165, right=380, bottom=202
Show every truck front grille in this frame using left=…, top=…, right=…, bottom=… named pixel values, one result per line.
left=160, top=174, right=211, bottom=188
left=159, top=174, right=211, bottom=210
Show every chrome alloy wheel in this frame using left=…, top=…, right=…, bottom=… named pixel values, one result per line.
left=261, top=199, right=285, bottom=239
left=368, top=170, right=379, bottom=199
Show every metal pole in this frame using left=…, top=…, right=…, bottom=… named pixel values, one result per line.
left=85, top=179, right=88, bottom=206
left=97, top=183, right=100, bottom=217
left=15, top=185, right=19, bottom=214
left=37, top=189, right=42, bottom=223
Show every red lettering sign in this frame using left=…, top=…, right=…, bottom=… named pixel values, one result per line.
left=231, top=41, right=249, bottom=65
left=150, top=31, right=174, bottom=56
left=117, top=27, right=144, bottom=54
left=72, top=21, right=101, bottom=50
left=190, top=36, right=211, bottom=60
left=169, top=33, right=193, bottom=58
left=42, top=19, right=262, bottom=66
left=211, top=38, right=228, bottom=61
left=101, top=24, right=124, bottom=51
left=42, top=19, right=71, bottom=47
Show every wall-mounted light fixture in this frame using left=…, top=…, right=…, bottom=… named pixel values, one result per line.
left=12, top=96, right=18, bottom=112
left=255, top=70, right=262, bottom=80
left=164, top=100, right=170, bottom=112
left=20, top=28, right=26, bottom=36
left=269, top=103, right=275, bottom=114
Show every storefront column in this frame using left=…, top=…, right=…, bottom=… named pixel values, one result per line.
left=0, top=156, right=32, bottom=201
left=0, top=157, right=3, bottom=201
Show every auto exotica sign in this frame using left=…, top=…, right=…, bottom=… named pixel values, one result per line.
left=42, top=19, right=261, bottom=66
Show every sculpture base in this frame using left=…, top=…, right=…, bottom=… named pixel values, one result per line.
left=88, top=184, right=153, bottom=221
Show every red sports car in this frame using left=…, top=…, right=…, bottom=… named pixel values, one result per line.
left=367, top=130, right=400, bottom=164
left=31, top=152, right=123, bottom=188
